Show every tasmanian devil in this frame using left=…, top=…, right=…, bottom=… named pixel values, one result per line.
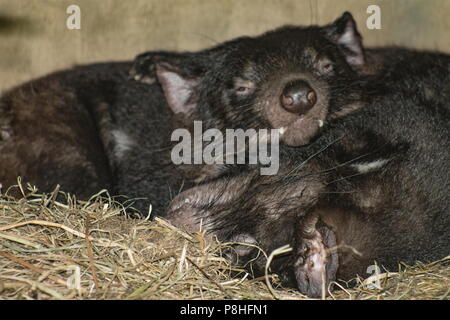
left=0, top=61, right=191, bottom=214
left=130, top=12, right=369, bottom=149
left=162, top=45, right=450, bottom=297
left=0, top=12, right=374, bottom=214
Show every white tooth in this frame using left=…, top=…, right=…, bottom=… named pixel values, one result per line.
left=318, top=120, right=324, bottom=128
left=279, top=127, right=286, bottom=135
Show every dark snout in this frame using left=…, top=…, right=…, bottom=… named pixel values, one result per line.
left=280, top=80, right=317, bottom=114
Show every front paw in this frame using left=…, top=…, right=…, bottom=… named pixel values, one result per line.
left=165, top=189, right=209, bottom=233
left=129, top=51, right=158, bottom=84
left=129, top=51, right=188, bottom=85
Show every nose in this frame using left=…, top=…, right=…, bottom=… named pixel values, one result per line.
left=280, top=80, right=317, bottom=114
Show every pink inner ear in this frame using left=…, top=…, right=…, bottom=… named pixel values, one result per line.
left=156, top=64, right=198, bottom=116
left=337, top=17, right=365, bottom=67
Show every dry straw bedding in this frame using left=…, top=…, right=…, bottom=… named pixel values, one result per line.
left=0, top=183, right=448, bottom=300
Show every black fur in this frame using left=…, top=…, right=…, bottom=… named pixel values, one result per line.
left=0, top=62, right=194, bottom=214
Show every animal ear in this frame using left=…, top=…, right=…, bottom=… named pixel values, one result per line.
left=325, top=12, right=365, bottom=67
left=155, top=62, right=200, bottom=117
left=130, top=51, right=204, bottom=118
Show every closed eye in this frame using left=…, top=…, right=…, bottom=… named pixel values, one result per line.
left=236, top=86, right=252, bottom=94
left=317, top=58, right=335, bottom=75
left=233, top=78, right=256, bottom=96
left=322, top=63, right=333, bottom=73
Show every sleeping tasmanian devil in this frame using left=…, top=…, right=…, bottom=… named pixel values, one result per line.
left=164, top=52, right=450, bottom=297
left=0, top=12, right=379, bottom=213
left=0, top=10, right=448, bottom=297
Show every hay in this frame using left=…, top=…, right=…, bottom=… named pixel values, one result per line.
left=0, top=183, right=448, bottom=300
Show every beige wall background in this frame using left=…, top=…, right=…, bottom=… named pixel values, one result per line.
left=1, top=0, right=449, bottom=92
